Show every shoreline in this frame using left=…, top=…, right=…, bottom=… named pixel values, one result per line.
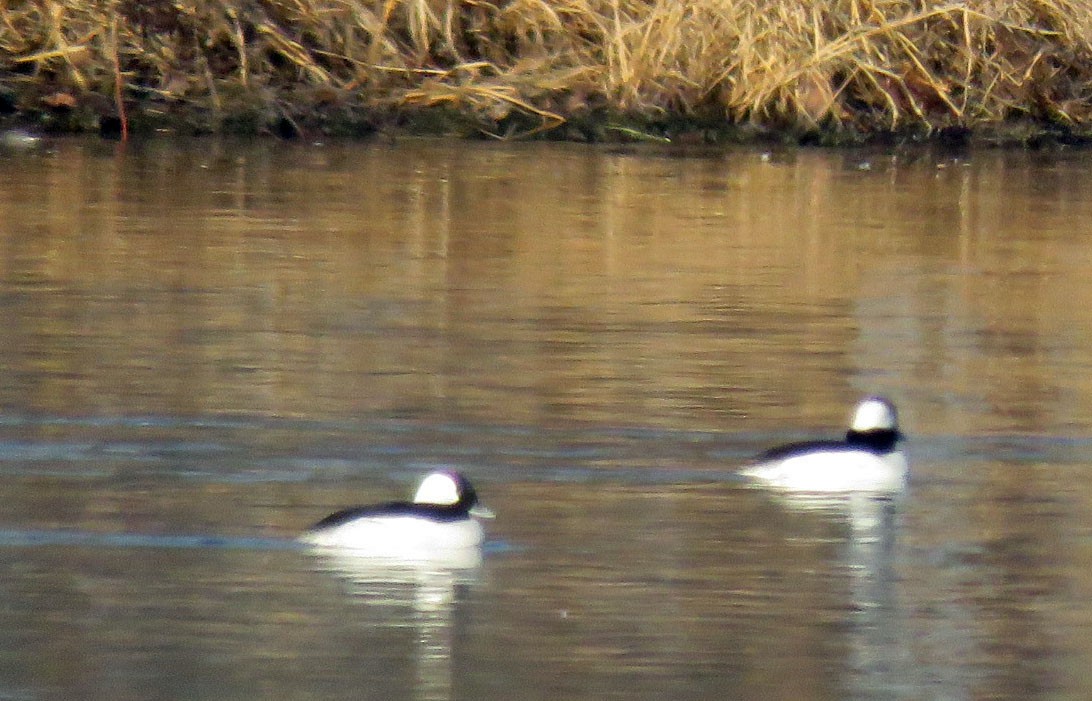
left=4, top=1, right=1092, bottom=148
left=3, top=101, right=1088, bottom=150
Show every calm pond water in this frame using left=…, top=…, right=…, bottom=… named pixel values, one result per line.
left=1, top=137, right=1092, bottom=700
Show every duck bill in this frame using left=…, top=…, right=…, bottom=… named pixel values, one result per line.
left=470, top=504, right=495, bottom=519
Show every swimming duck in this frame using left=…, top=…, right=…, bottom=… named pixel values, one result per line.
left=740, top=397, right=907, bottom=492
left=300, top=471, right=493, bottom=556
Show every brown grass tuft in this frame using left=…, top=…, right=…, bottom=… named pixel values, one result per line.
left=3, top=0, right=1092, bottom=138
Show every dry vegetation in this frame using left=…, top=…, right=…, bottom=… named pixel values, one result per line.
left=3, top=0, right=1092, bottom=142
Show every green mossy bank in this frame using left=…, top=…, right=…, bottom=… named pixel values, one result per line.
left=4, top=0, right=1092, bottom=145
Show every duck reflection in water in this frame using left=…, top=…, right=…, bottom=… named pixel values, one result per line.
left=741, top=397, right=912, bottom=697
left=310, top=549, right=482, bottom=701
left=301, top=471, right=492, bottom=701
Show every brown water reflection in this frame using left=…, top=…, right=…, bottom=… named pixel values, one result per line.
left=3, top=141, right=1092, bottom=436
left=1, top=139, right=1092, bottom=700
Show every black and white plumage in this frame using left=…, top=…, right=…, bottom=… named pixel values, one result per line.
left=740, top=397, right=907, bottom=493
left=300, top=471, right=493, bottom=557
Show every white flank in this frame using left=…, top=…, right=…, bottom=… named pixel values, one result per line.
left=300, top=515, right=484, bottom=558
left=742, top=449, right=908, bottom=493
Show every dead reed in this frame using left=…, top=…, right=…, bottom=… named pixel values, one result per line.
left=3, top=0, right=1092, bottom=140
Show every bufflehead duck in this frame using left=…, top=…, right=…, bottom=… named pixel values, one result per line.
left=740, top=397, right=907, bottom=493
left=300, top=471, right=493, bottom=556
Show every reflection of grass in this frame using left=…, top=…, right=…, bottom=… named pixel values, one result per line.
left=4, top=0, right=1092, bottom=141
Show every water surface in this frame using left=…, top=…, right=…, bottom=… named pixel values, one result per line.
left=0, top=138, right=1091, bottom=699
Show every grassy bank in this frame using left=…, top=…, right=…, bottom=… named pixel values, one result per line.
left=3, top=0, right=1092, bottom=144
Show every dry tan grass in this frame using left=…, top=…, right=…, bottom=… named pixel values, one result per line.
left=3, top=0, right=1092, bottom=137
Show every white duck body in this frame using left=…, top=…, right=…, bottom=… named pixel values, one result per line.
left=300, top=471, right=491, bottom=558
left=741, top=397, right=907, bottom=493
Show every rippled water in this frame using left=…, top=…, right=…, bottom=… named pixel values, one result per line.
left=1, top=138, right=1092, bottom=699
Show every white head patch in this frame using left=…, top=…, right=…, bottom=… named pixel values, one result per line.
left=413, top=472, right=461, bottom=505
left=850, top=397, right=898, bottom=432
